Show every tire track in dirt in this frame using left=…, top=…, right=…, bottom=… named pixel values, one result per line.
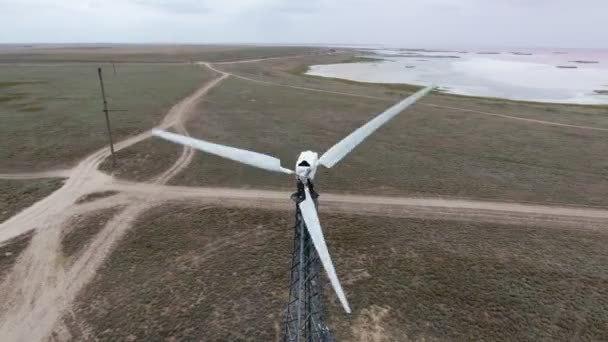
left=152, top=73, right=229, bottom=185
left=0, top=65, right=229, bottom=342
left=150, top=122, right=195, bottom=185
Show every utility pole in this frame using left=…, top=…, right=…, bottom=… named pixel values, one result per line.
left=97, top=67, right=116, bottom=168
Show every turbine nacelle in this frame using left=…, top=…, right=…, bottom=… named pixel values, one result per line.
left=295, top=151, right=319, bottom=182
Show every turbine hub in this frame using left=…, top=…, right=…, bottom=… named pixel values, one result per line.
left=295, top=151, right=319, bottom=182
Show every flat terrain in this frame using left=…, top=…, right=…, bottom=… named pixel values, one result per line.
left=105, top=53, right=608, bottom=206
left=167, top=61, right=608, bottom=206
left=0, top=178, right=65, bottom=223
left=1, top=46, right=608, bottom=342
left=0, top=63, right=215, bottom=172
left=66, top=205, right=608, bottom=341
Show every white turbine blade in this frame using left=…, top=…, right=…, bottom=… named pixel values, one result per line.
left=319, top=85, right=434, bottom=168
left=152, top=129, right=293, bottom=174
left=299, top=184, right=351, bottom=314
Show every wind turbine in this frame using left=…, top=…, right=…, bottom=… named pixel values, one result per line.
left=152, top=85, right=433, bottom=339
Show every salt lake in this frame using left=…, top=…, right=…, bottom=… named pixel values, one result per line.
left=307, top=48, right=608, bottom=104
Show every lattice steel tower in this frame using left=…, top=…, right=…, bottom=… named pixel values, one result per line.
left=283, top=181, right=334, bottom=342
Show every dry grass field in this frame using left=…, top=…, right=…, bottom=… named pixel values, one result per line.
left=0, top=178, right=65, bottom=223
left=65, top=205, right=608, bottom=341
left=174, top=76, right=608, bottom=207
left=102, top=53, right=608, bottom=206
left=98, top=137, right=182, bottom=182
left=0, top=63, right=215, bottom=172
left=61, top=207, right=123, bottom=260
left=2, top=46, right=608, bottom=342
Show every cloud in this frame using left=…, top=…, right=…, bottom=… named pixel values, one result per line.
left=0, top=0, right=605, bottom=48
left=271, top=2, right=324, bottom=14
left=131, top=0, right=211, bottom=14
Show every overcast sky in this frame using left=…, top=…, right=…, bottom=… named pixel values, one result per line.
left=0, top=0, right=605, bottom=48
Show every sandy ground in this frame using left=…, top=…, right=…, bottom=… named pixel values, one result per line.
left=1, top=56, right=608, bottom=342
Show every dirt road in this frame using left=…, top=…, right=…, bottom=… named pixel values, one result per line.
left=1, top=56, right=608, bottom=342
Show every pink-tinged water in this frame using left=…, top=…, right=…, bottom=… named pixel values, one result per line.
left=308, top=48, right=608, bottom=104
